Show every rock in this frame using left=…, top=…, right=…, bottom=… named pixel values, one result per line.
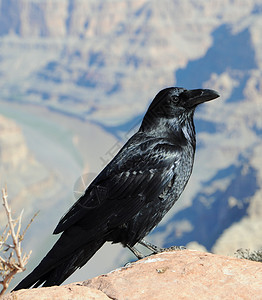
left=0, top=114, right=61, bottom=228
left=2, top=285, right=110, bottom=300
left=1, top=1, right=262, bottom=294
left=4, top=250, right=262, bottom=300
left=0, top=115, right=30, bottom=169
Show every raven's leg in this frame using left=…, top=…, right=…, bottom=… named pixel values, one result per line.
left=139, top=239, right=164, bottom=253
left=126, top=244, right=144, bottom=259
left=139, top=239, right=186, bottom=253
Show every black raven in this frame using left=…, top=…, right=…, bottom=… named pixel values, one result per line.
left=14, top=87, right=219, bottom=290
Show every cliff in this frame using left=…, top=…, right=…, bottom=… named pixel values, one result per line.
left=0, top=0, right=262, bottom=283
left=3, top=250, right=262, bottom=300
left=0, top=114, right=63, bottom=230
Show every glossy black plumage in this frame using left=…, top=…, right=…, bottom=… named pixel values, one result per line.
left=14, top=87, right=219, bottom=290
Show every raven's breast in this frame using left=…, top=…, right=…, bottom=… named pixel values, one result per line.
left=112, top=143, right=195, bottom=247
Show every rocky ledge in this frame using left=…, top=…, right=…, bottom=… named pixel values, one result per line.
left=3, top=249, right=262, bottom=300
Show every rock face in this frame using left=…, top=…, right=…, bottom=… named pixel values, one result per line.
left=0, top=114, right=63, bottom=229
left=0, top=0, right=262, bottom=279
left=3, top=285, right=110, bottom=300
left=0, top=115, right=30, bottom=169
left=4, top=250, right=262, bottom=300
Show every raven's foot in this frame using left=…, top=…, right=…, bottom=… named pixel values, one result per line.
left=139, top=239, right=186, bottom=254
left=126, top=244, right=144, bottom=259
left=126, top=240, right=186, bottom=261
left=159, top=245, right=186, bottom=252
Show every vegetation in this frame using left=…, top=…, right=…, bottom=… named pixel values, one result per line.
left=0, top=187, right=37, bottom=295
left=235, top=248, right=262, bottom=263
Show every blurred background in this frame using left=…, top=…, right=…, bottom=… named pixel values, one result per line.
left=0, top=0, right=262, bottom=289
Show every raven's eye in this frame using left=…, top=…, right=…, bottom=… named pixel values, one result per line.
left=171, top=96, right=179, bottom=104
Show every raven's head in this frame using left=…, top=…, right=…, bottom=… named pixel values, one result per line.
left=140, top=87, right=219, bottom=131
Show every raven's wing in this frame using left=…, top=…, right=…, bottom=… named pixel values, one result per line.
left=54, top=135, right=181, bottom=235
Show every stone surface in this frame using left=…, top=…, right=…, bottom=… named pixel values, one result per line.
left=1, top=0, right=262, bottom=287
left=4, top=250, right=262, bottom=300
left=0, top=114, right=63, bottom=229
left=0, top=115, right=30, bottom=169
left=2, top=285, right=110, bottom=300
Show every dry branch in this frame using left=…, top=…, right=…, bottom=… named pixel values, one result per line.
left=0, top=187, right=37, bottom=295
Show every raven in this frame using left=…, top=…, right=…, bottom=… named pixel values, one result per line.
left=14, top=87, right=219, bottom=290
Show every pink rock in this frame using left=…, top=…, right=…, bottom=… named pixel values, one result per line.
left=4, top=250, right=262, bottom=300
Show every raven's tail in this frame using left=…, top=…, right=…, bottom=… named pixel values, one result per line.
left=13, top=230, right=105, bottom=290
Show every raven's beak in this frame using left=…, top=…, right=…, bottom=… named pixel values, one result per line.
left=181, top=89, right=220, bottom=108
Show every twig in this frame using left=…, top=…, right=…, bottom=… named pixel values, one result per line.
left=20, top=211, right=39, bottom=242
left=0, top=187, right=36, bottom=295
left=1, top=187, right=24, bottom=271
